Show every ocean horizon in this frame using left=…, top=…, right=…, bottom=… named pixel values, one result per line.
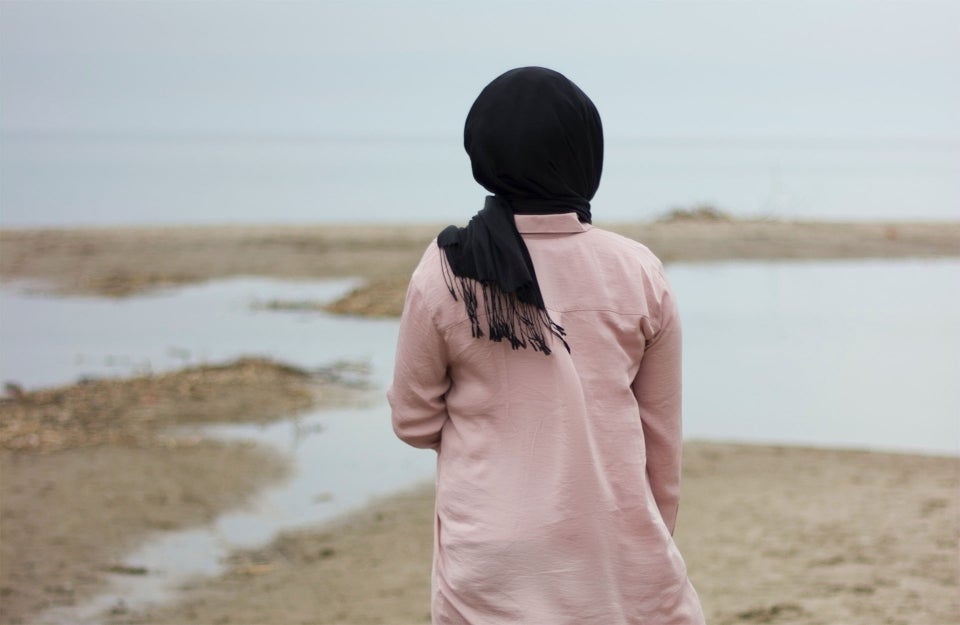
left=2, top=132, right=957, bottom=228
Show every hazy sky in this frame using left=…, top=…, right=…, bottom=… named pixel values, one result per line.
left=2, top=0, right=958, bottom=140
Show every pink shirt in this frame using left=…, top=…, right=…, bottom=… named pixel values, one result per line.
left=388, top=213, right=704, bottom=624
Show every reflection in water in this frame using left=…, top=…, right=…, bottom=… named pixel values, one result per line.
left=3, top=260, right=958, bottom=622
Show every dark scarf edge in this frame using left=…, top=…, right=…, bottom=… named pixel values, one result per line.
left=438, top=225, right=570, bottom=356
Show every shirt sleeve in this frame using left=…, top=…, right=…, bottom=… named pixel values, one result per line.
left=387, top=277, right=451, bottom=450
left=632, top=278, right=683, bottom=534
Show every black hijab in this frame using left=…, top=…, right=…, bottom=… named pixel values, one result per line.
left=437, top=67, right=603, bottom=355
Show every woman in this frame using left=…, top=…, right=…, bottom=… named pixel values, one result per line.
left=388, top=67, right=704, bottom=625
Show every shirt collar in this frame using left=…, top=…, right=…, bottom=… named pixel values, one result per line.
left=514, top=212, right=591, bottom=234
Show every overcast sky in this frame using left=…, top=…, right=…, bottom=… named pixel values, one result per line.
left=2, top=0, right=958, bottom=141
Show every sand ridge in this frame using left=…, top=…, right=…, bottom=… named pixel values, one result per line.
left=3, top=219, right=959, bottom=316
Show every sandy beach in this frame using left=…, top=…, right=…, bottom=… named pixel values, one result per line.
left=116, top=444, right=959, bottom=625
left=1, top=219, right=958, bottom=625
left=3, top=218, right=959, bottom=316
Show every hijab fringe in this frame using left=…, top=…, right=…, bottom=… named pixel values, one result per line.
left=441, top=251, right=569, bottom=355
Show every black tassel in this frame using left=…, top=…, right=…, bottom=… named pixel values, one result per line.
left=440, top=252, right=569, bottom=355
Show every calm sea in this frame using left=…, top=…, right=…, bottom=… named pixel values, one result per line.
left=1, top=134, right=957, bottom=227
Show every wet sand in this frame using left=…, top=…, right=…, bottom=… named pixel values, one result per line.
left=1, top=220, right=959, bottom=624
left=1, top=440, right=288, bottom=622
left=113, top=444, right=959, bottom=625
left=0, top=358, right=369, bottom=624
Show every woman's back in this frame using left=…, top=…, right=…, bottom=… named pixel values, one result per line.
left=391, top=212, right=704, bottom=624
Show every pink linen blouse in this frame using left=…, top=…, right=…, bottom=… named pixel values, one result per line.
left=388, top=212, right=704, bottom=625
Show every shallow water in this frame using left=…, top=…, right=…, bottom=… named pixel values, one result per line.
left=670, top=259, right=960, bottom=455
left=0, top=276, right=394, bottom=389
left=10, top=278, right=437, bottom=623
left=3, top=262, right=954, bottom=454
left=3, top=260, right=958, bottom=622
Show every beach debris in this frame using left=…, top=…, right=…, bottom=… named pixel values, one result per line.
left=3, top=382, right=25, bottom=400
left=109, top=598, right=130, bottom=615
left=313, top=359, right=370, bottom=388
left=735, top=602, right=806, bottom=622
left=105, top=563, right=149, bottom=576
left=253, top=298, right=327, bottom=312
left=167, top=346, right=193, bottom=362
left=292, top=419, right=325, bottom=444
left=43, top=582, right=74, bottom=595
left=232, top=562, right=277, bottom=576
left=657, top=204, right=733, bottom=223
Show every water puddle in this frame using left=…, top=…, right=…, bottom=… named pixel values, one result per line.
left=0, top=276, right=391, bottom=389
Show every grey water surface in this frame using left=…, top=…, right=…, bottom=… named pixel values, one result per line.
left=671, top=259, right=959, bottom=454
left=2, top=135, right=957, bottom=227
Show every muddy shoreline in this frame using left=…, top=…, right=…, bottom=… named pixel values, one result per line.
left=3, top=220, right=959, bottom=316
left=0, top=358, right=370, bottom=624
left=1, top=220, right=958, bottom=624
left=116, top=444, right=959, bottom=625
